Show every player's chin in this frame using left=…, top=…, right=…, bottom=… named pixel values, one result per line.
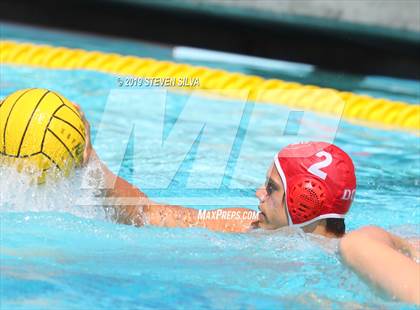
left=258, top=211, right=267, bottom=223
left=256, top=212, right=270, bottom=228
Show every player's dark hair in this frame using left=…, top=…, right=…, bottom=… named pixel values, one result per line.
left=326, top=218, right=345, bottom=237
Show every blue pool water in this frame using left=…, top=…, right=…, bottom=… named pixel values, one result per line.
left=1, top=26, right=420, bottom=310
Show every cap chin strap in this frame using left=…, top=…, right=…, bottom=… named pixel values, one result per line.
left=273, top=154, right=345, bottom=228
left=273, top=154, right=294, bottom=227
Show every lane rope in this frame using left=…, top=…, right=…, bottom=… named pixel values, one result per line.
left=1, top=40, right=418, bottom=132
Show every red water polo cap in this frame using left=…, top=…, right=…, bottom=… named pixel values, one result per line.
left=274, top=142, right=356, bottom=227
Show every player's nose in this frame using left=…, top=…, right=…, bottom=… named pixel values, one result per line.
left=256, top=186, right=267, bottom=202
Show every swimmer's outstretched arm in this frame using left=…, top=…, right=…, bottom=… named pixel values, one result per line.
left=75, top=103, right=258, bottom=232
left=339, top=226, right=420, bottom=304
left=144, top=203, right=259, bottom=232
left=87, top=149, right=257, bottom=231
left=89, top=149, right=258, bottom=232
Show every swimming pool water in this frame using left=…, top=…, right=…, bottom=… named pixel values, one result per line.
left=1, top=24, right=420, bottom=309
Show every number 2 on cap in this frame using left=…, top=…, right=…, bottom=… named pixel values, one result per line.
left=307, top=151, right=332, bottom=180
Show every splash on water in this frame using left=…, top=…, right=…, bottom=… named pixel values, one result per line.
left=0, top=160, right=111, bottom=221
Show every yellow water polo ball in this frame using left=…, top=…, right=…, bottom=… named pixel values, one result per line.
left=0, top=88, right=86, bottom=182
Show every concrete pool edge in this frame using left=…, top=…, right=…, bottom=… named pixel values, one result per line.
left=1, top=40, right=419, bottom=132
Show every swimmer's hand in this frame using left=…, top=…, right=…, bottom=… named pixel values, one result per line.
left=71, top=102, right=94, bottom=165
